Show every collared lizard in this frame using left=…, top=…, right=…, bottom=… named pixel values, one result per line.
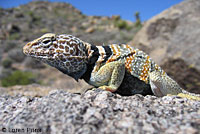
left=23, top=33, right=200, bottom=100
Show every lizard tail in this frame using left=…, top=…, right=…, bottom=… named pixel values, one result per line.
left=149, top=70, right=200, bottom=101
left=177, top=90, right=200, bottom=101
left=149, top=70, right=182, bottom=97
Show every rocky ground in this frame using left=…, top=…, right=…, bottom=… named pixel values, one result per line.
left=0, top=89, right=200, bottom=134
left=1, top=0, right=200, bottom=94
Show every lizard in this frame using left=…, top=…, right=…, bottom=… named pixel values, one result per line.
left=23, top=33, right=200, bottom=100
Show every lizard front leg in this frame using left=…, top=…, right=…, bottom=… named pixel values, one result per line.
left=89, top=60, right=125, bottom=92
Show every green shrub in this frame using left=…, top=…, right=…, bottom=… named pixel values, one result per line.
left=26, top=10, right=34, bottom=16
left=26, top=11, right=41, bottom=25
left=114, top=20, right=132, bottom=30
left=8, top=33, right=20, bottom=40
left=1, top=70, right=36, bottom=87
left=134, top=20, right=142, bottom=28
left=40, top=28, right=49, bottom=33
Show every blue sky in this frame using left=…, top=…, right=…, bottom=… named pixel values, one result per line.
left=0, top=0, right=184, bottom=21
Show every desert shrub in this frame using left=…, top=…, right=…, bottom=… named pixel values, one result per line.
left=114, top=20, right=132, bottom=30
left=26, top=10, right=41, bottom=25
left=2, top=58, right=12, bottom=68
left=7, top=24, right=21, bottom=40
left=8, top=33, right=20, bottom=40
left=134, top=12, right=142, bottom=28
left=26, top=10, right=34, bottom=16
left=1, top=70, right=36, bottom=87
left=3, top=41, right=16, bottom=52
left=40, top=28, right=49, bottom=33
left=112, top=15, right=121, bottom=21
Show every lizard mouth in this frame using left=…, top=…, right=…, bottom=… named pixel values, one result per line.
left=23, top=42, right=31, bottom=55
left=23, top=46, right=49, bottom=59
left=23, top=42, right=51, bottom=58
left=24, top=50, right=52, bottom=58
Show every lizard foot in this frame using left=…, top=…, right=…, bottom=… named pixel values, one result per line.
left=99, top=86, right=117, bottom=92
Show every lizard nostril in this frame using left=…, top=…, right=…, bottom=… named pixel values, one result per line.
left=23, top=42, right=31, bottom=54
left=27, top=42, right=31, bottom=46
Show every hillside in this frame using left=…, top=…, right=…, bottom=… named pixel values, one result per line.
left=0, top=1, right=141, bottom=90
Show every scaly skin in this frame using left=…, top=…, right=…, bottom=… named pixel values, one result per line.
left=23, top=33, right=200, bottom=100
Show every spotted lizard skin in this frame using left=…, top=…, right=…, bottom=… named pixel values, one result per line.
left=23, top=33, right=200, bottom=100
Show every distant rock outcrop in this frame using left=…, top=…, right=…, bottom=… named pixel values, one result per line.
left=130, top=0, right=200, bottom=93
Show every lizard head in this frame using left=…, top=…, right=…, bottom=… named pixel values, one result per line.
left=23, top=33, right=88, bottom=81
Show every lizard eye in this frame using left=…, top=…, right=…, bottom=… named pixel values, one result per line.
left=51, top=36, right=56, bottom=41
left=42, top=39, right=52, bottom=48
left=42, top=39, right=51, bottom=44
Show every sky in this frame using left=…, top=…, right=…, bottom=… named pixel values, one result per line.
left=0, top=0, right=184, bottom=21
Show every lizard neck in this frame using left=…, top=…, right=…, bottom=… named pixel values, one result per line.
left=81, top=43, right=99, bottom=82
left=81, top=44, right=112, bottom=82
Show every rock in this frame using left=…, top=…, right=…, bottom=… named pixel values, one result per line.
left=8, top=48, right=25, bottom=63
left=70, top=26, right=78, bottom=33
left=24, top=57, right=46, bottom=69
left=162, top=58, right=200, bottom=94
left=85, top=27, right=95, bottom=33
left=0, top=89, right=199, bottom=134
left=130, top=0, right=200, bottom=93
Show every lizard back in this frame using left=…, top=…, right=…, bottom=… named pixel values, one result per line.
left=84, top=44, right=164, bottom=95
left=92, top=44, right=164, bottom=84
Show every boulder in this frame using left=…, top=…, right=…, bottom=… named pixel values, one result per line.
left=130, top=0, right=200, bottom=93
